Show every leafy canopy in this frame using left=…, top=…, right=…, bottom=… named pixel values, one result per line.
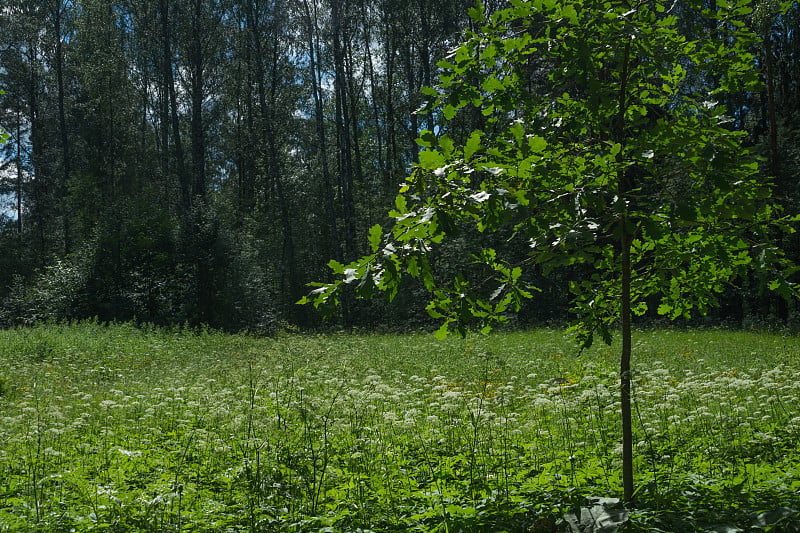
left=301, top=0, right=797, bottom=343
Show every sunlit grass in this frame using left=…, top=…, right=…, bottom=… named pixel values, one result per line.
left=1, top=322, right=799, bottom=531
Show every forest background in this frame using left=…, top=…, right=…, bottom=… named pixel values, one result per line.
left=1, top=0, right=799, bottom=333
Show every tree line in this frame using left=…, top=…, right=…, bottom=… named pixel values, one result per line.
left=1, top=0, right=798, bottom=332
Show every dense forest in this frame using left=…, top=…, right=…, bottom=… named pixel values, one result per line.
left=1, top=0, right=799, bottom=333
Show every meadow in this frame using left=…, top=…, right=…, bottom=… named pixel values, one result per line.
left=0, top=322, right=799, bottom=532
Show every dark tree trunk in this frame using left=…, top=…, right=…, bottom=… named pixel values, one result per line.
left=15, top=111, right=23, bottom=235
left=620, top=229, right=634, bottom=502
left=189, top=0, right=206, bottom=202
left=302, top=0, right=341, bottom=265
left=159, top=0, right=187, bottom=211
left=384, top=32, right=399, bottom=193
left=189, top=0, right=213, bottom=324
left=53, top=0, right=72, bottom=254
left=616, top=39, right=634, bottom=503
left=331, top=0, right=355, bottom=263
left=237, top=2, right=257, bottom=212
left=361, top=1, right=385, bottom=215
left=765, top=31, right=778, bottom=174
left=345, top=32, right=364, bottom=209
left=402, top=40, right=419, bottom=161
left=26, top=46, right=48, bottom=265
left=330, top=0, right=356, bottom=325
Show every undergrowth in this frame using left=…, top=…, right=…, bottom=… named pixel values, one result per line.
left=0, top=322, right=798, bottom=531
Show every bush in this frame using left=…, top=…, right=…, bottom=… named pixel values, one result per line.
left=0, top=246, right=93, bottom=326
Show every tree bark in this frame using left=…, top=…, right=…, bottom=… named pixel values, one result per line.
left=616, top=38, right=635, bottom=503
left=345, top=30, right=364, bottom=208
left=53, top=0, right=72, bottom=254
left=26, top=44, right=48, bottom=265
left=384, top=30, right=399, bottom=193
left=302, top=0, right=341, bottom=264
left=189, top=0, right=206, bottom=203
left=361, top=1, right=385, bottom=213
left=620, top=228, right=634, bottom=501
left=330, top=0, right=355, bottom=325
left=330, top=0, right=356, bottom=264
left=189, top=0, right=213, bottom=324
left=765, top=30, right=778, bottom=174
left=159, top=0, right=187, bottom=211
left=15, top=111, right=23, bottom=235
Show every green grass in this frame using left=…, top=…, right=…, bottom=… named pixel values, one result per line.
left=1, top=322, right=799, bottom=531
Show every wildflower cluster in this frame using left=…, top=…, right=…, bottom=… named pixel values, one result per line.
left=0, top=323, right=798, bottom=531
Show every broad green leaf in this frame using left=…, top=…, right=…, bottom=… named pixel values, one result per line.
left=509, top=122, right=525, bottom=144
left=368, top=224, right=382, bottom=252
left=327, top=259, right=344, bottom=274
left=394, top=194, right=407, bottom=213
left=420, top=86, right=438, bottom=97
left=529, top=135, right=547, bottom=153
left=434, top=321, right=451, bottom=340
left=481, top=75, right=504, bottom=93
left=418, top=149, right=444, bottom=170
left=464, top=130, right=484, bottom=161
left=560, top=4, right=578, bottom=24
left=439, top=135, right=455, bottom=155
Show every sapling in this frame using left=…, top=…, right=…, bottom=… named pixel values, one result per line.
left=301, top=0, right=799, bottom=500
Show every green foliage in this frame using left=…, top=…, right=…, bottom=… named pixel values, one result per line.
left=299, top=0, right=800, bottom=503
left=0, top=324, right=799, bottom=530
left=0, top=244, right=94, bottom=326
left=301, top=0, right=798, bottom=343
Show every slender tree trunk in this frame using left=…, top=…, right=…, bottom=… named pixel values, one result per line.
left=620, top=230, right=634, bottom=501
left=302, top=0, right=341, bottom=264
left=271, top=133, right=299, bottom=311
left=26, top=46, right=47, bottom=265
left=249, top=0, right=274, bottom=203
left=159, top=0, right=187, bottom=211
left=385, top=33, right=399, bottom=192
left=53, top=0, right=72, bottom=254
left=158, top=32, right=170, bottom=184
left=616, top=39, right=634, bottom=503
left=361, top=1, right=384, bottom=215
left=252, top=0, right=300, bottom=312
left=330, top=0, right=355, bottom=325
left=238, top=2, right=256, bottom=212
left=15, top=111, right=23, bottom=235
left=419, top=1, right=434, bottom=133
left=189, top=0, right=212, bottom=324
left=331, top=0, right=355, bottom=263
left=345, top=34, right=364, bottom=205
left=189, top=0, right=206, bottom=202
left=270, top=20, right=300, bottom=310
left=402, top=41, right=419, bottom=161
left=765, top=31, right=778, bottom=174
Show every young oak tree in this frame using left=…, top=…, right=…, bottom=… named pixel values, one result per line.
left=300, top=0, right=798, bottom=501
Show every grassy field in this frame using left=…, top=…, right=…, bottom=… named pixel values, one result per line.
left=1, top=322, right=799, bottom=532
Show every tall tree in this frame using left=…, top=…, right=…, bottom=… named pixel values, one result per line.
left=51, top=0, right=73, bottom=253
left=159, top=0, right=189, bottom=210
left=301, top=0, right=341, bottom=267
left=0, top=2, right=58, bottom=264
left=0, top=91, right=27, bottom=236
